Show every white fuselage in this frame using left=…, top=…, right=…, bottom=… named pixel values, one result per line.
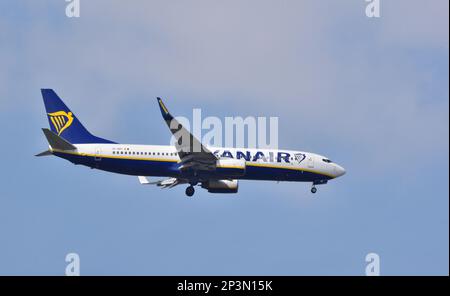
left=52, top=143, right=346, bottom=182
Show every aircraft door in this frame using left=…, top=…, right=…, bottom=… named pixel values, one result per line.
left=307, top=155, right=314, bottom=168
left=95, top=147, right=102, bottom=162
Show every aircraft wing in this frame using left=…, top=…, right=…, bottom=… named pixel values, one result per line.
left=156, top=98, right=217, bottom=171
left=138, top=176, right=187, bottom=188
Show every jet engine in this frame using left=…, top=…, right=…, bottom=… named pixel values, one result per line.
left=202, top=180, right=239, bottom=193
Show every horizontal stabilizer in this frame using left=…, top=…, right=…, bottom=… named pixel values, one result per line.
left=42, top=128, right=76, bottom=151
left=35, top=150, right=53, bottom=157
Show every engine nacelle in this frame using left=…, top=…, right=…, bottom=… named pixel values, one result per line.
left=215, top=158, right=246, bottom=177
left=202, top=180, right=239, bottom=194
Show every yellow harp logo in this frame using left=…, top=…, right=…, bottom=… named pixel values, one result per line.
left=48, top=111, right=74, bottom=135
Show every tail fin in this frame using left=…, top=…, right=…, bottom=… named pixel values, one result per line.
left=41, top=89, right=115, bottom=144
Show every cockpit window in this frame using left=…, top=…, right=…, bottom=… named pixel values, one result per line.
left=322, top=159, right=332, bottom=163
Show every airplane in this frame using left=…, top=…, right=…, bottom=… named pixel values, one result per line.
left=37, top=89, right=346, bottom=196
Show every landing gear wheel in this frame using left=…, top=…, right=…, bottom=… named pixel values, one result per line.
left=185, top=186, right=195, bottom=197
left=311, top=187, right=317, bottom=194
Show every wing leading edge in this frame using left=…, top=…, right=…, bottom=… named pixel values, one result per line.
left=156, top=98, right=217, bottom=172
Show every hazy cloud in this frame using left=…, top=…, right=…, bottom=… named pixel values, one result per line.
left=0, top=0, right=448, bottom=170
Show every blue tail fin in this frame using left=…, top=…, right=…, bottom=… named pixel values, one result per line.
left=41, top=89, right=115, bottom=144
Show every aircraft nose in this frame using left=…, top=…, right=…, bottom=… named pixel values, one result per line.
left=334, top=164, right=346, bottom=177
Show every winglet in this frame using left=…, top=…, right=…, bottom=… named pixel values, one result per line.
left=156, top=97, right=173, bottom=121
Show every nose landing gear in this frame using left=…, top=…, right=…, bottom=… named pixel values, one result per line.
left=311, top=180, right=327, bottom=194
left=185, top=186, right=195, bottom=197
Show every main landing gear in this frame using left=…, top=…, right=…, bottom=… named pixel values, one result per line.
left=185, top=186, right=195, bottom=197
left=311, top=186, right=317, bottom=194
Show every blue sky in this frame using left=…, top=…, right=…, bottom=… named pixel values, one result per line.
left=0, top=0, right=448, bottom=275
